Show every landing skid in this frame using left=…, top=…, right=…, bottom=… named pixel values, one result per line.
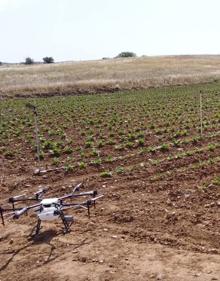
left=29, top=213, right=74, bottom=236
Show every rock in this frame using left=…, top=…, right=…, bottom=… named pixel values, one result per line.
left=112, top=235, right=118, bottom=239
left=193, top=273, right=201, bottom=277
left=156, top=273, right=164, bottom=280
left=80, top=256, right=87, bottom=263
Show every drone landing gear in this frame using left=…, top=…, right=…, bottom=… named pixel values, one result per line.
left=60, top=212, right=74, bottom=234
left=30, top=218, right=42, bottom=237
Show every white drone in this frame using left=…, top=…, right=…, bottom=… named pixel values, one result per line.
left=0, top=183, right=103, bottom=235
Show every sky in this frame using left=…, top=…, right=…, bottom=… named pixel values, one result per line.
left=0, top=0, right=220, bottom=62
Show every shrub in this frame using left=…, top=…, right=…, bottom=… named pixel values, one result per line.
left=115, top=166, right=125, bottom=174
left=78, top=161, right=87, bottom=169
left=100, top=171, right=112, bottom=178
left=43, top=57, right=54, bottom=64
left=116, top=52, right=137, bottom=58
left=24, top=57, right=34, bottom=65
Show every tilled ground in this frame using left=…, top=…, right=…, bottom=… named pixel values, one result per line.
left=0, top=152, right=219, bottom=281
left=1, top=83, right=220, bottom=280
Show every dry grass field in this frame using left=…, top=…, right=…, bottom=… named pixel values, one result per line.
left=1, top=55, right=220, bottom=98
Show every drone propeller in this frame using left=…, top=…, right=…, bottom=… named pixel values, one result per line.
left=86, top=195, right=104, bottom=204
left=72, top=183, right=82, bottom=193
left=81, top=194, right=104, bottom=218
left=0, top=203, right=41, bottom=225
left=9, top=194, right=27, bottom=202
left=0, top=206, right=22, bottom=225
left=34, top=187, right=48, bottom=200
left=8, top=188, right=48, bottom=210
left=13, top=207, right=28, bottom=219
left=59, top=183, right=97, bottom=201
left=61, top=203, right=88, bottom=211
left=61, top=194, right=104, bottom=218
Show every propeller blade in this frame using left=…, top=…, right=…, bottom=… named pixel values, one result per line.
left=76, top=190, right=97, bottom=197
left=72, top=183, right=82, bottom=193
left=62, top=204, right=87, bottom=211
left=13, top=207, right=28, bottom=219
left=34, top=187, right=48, bottom=199
left=8, top=194, right=27, bottom=203
left=89, top=195, right=104, bottom=202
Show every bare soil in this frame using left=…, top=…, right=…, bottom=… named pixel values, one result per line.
left=0, top=151, right=219, bottom=281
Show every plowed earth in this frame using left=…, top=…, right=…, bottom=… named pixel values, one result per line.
left=0, top=83, right=220, bottom=280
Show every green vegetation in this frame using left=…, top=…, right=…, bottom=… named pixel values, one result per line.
left=0, top=81, right=219, bottom=180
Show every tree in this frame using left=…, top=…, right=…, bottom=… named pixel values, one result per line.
left=0, top=61, right=2, bottom=66
left=116, top=52, right=137, bottom=58
left=43, top=57, right=54, bottom=64
left=24, top=57, right=34, bottom=65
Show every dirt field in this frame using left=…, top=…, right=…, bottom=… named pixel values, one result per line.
left=0, top=162, right=220, bottom=280
left=0, top=80, right=220, bottom=280
left=1, top=55, right=220, bottom=98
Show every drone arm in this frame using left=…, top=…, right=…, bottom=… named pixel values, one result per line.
left=13, top=203, right=41, bottom=219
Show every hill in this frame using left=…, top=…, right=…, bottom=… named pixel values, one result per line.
left=1, top=55, right=220, bottom=98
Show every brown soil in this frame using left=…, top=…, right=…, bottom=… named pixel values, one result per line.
left=0, top=149, right=219, bottom=281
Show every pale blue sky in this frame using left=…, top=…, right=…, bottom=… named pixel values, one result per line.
left=0, top=0, right=220, bottom=62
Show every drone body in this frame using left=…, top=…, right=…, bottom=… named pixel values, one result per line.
left=38, top=198, right=60, bottom=221
left=0, top=183, right=103, bottom=236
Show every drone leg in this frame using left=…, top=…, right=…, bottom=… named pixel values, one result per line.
left=0, top=208, right=5, bottom=226
left=60, top=212, right=70, bottom=234
left=87, top=205, right=90, bottom=219
left=35, top=219, right=41, bottom=235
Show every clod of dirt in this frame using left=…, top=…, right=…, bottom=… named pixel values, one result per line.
left=9, top=239, right=14, bottom=244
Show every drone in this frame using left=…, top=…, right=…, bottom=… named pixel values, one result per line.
left=0, top=183, right=103, bottom=236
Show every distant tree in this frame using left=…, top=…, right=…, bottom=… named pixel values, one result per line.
left=43, top=57, right=54, bottom=64
left=116, top=52, right=137, bottom=58
left=24, top=57, right=34, bottom=65
left=0, top=61, right=2, bottom=66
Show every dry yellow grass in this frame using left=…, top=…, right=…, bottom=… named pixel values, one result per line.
left=1, top=55, right=220, bottom=98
